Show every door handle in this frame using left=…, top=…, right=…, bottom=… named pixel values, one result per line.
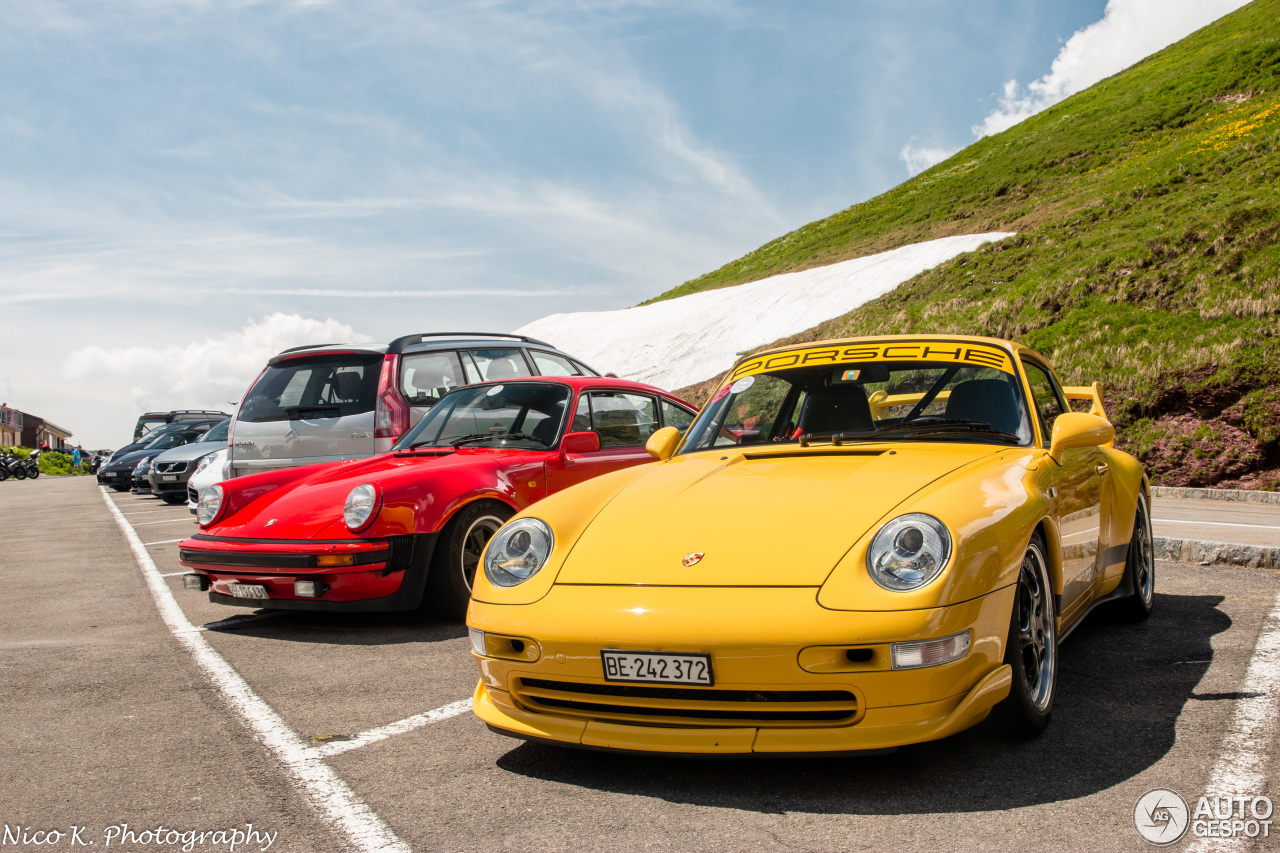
left=1095, top=463, right=1109, bottom=476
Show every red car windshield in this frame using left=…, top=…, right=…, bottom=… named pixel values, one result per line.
left=394, top=382, right=572, bottom=450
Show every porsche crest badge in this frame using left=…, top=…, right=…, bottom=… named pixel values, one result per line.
left=682, top=552, right=704, bottom=567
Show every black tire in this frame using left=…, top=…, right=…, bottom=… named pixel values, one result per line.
left=997, top=534, right=1057, bottom=737
left=27, top=468, right=39, bottom=479
left=425, top=501, right=513, bottom=620
left=160, top=493, right=187, bottom=505
left=110, top=484, right=129, bottom=492
left=12, top=467, right=26, bottom=480
left=1116, top=493, right=1155, bottom=621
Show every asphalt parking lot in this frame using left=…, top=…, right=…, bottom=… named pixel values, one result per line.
left=3, top=476, right=1279, bottom=852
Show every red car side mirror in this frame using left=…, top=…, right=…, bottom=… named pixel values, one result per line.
left=560, top=431, right=601, bottom=457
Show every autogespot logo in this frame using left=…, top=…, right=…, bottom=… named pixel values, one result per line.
left=1135, top=788, right=1190, bottom=845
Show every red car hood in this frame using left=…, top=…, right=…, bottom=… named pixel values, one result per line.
left=204, top=448, right=542, bottom=540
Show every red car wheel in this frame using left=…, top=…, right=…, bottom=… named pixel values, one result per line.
left=427, top=501, right=512, bottom=620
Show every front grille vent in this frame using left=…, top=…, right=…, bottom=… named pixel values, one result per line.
left=512, top=677, right=859, bottom=728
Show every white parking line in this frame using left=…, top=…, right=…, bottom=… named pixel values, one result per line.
left=132, top=517, right=197, bottom=526
left=1152, top=517, right=1280, bottom=532
left=124, top=509, right=194, bottom=517
left=101, top=488, right=411, bottom=853
left=147, top=539, right=186, bottom=547
left=1187, top=586, right=1280, bottom=853
left=314, top=700, right=473, bottom=758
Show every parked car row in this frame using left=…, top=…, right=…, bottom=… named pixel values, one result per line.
left=97, top=416, right=228, bottom=502
left=120, top=332, right=1156, bottom=755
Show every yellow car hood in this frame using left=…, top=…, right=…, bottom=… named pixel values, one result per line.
left=554, top=443, right=1003, bottom=587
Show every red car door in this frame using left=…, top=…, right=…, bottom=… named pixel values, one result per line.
left=545, top=390, right=661, bottom=493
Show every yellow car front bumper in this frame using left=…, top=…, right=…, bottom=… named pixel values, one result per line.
left=468, top=584, right=1015, bottom=754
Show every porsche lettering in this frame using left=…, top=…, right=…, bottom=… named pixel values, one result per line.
left=730, top=340, right=1013, bottom=381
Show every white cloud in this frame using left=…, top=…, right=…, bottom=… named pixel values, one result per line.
left=974, top=0, right=1252, bottom=138
left=61, top=313, right=366, bottom=433
left=899, top=139, right=959, bottom=177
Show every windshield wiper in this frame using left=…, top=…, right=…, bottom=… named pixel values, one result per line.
left=444, top=433, right=498, bottom=447
left=830, top=419, right=1021, bottom=445
left=451, top=432, right=548, bottom=447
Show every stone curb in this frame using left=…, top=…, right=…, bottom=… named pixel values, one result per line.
left=1151, top=485, right=1280, bottom=505
left=1153, top=536, right=1280, bottom=570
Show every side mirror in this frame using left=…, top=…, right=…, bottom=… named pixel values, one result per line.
left=1048, top=413, right=1114, bottom=464
left=560, top=431, right=601, bottom=458
left=645, top=426, right=681, bottom=460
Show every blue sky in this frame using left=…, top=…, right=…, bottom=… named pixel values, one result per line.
left=0, top=0, right=1246, bottom=446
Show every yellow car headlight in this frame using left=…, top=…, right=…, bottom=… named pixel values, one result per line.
left=866, top=512, right=951, bottom=591
left=484, top=518, right=554, bottom=587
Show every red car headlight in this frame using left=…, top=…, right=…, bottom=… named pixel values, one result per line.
left=343, top=483, right=381, bottom=532
left=196, top=484, right=226, bottom=527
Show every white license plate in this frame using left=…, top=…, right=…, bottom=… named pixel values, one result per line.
left=226, top=583, right=269, bottom=600
left=161, top=474, right=179, bottom=481
left=601, top=650, right=713, bottom=685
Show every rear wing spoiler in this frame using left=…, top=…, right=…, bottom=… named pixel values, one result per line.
left=1063, top=382, right=1107, bottom=421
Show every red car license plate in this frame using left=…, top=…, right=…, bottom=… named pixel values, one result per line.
left=226, top=583, right=269, bottom=600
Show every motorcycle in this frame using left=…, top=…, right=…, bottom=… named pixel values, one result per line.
left=1, top=451, right=26, bottom=480
left=24, top=449, right=41, bottom=479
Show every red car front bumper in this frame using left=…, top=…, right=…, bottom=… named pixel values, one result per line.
left=178, top=532, right=438, bottom=612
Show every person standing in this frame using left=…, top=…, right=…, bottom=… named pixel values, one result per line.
left=72, top=446, right=82, bottom=473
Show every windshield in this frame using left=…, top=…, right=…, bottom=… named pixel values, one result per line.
left=200, top=418, right=231, bottom=443
left=145, top=429, right=199, bottom=451
left=239, top=353, right=381, bottom=423
left=134, top=416, right=169, bottom=441
left=680, top=358, right=1033, bottom=454
left=393, top=381, right=571, bottom=450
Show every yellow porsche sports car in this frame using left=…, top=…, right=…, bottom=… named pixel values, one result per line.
left=466, top=335, right=1153, bottom=754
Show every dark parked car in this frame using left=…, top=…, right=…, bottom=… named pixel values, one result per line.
left=134, top=409, right=230, bottom=442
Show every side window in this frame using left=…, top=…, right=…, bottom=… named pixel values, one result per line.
left=464, top=348, right=533, bottom=381
left=572, top=395, right=592, bottom=432
left=528, top=350, right=581, bottom=377
left=660, top=399, right=695, bottom=432
left=1022, top=361, right=1067, bottom=445
left=586, top=392, right=659, bottom=448
left=400, top=352, right=465, bottom=406
left=571, top=359, right=600, bottom=377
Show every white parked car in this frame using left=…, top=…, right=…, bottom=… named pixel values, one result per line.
left=186, top=447, right=229, bottom=514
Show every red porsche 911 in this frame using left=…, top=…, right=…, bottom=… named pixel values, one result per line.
left=178, top=377, right=696, bottom=617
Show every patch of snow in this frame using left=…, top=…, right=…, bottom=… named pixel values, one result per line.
left=516, top=232, right=1015, bottom=392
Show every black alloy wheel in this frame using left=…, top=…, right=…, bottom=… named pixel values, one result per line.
left=998, top=535, right=1057, bottom=736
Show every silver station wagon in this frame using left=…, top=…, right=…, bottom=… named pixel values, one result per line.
left=227, top=332, right=603, bottom=478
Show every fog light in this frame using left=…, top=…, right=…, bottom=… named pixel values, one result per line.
left=182, top=574, right=208, bottom=591
left=469, top=628, right=487, bottom=656
left=890, top=630, right=971, bottom=670
left=316, top=554, right=355, bottom=568
left=294, top=580, right=326, bottom=598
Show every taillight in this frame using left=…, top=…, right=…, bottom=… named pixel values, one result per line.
left=374, top=354, right=408, bottom=440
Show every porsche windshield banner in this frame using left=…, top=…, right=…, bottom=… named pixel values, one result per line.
left=728, top=340, right=1015, bottom=381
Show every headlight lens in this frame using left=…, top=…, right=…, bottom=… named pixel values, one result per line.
left=194, top=453, right=216, bottom=474
left=483, top=518, right=553, bottom=587
left=196, top=485, right=224, bottom=526
left=343, top=483, right=379, bottom=531
left=866, top=513, right=951, bottom=591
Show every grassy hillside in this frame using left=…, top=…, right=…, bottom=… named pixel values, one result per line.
left=667, top=0, right=1280, bottom=489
